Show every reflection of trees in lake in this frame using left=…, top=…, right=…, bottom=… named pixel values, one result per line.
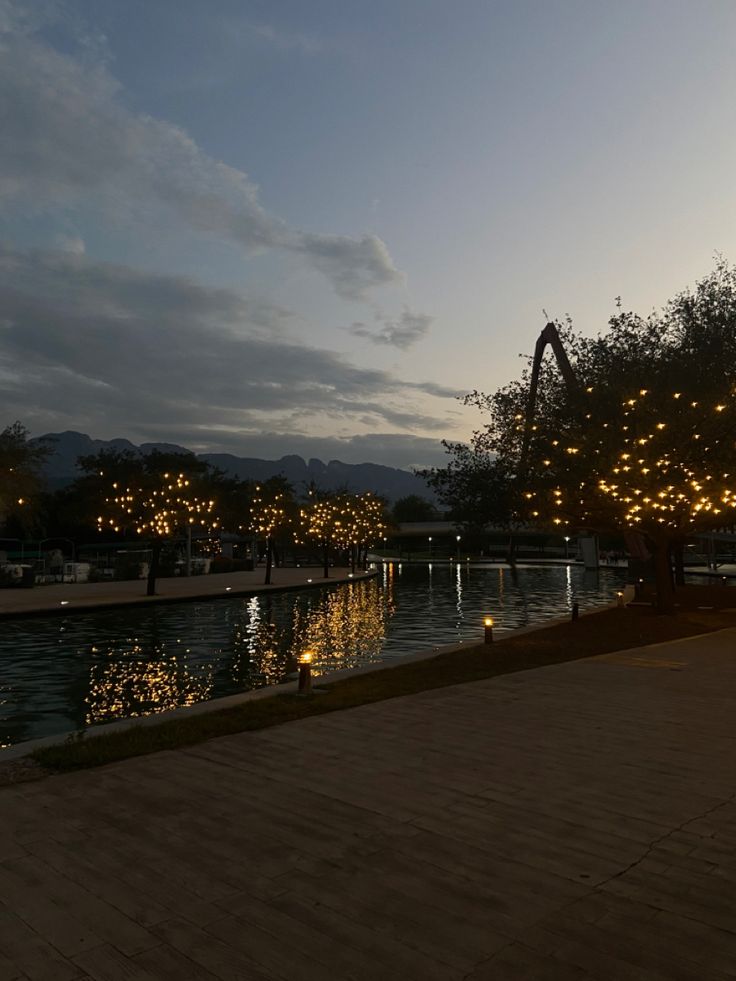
left=227, top=594, right=288, bottom=688
left=85, top=640, right=214, bottom=726
left=290, top=580, right=388, bottom=674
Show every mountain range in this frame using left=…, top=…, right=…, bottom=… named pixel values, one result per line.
left=33, top=431, right=435, bottom=503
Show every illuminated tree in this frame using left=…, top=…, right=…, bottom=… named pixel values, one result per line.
left=427, top=261, right=736, bottom=611
left=247, top=480, right=294, bottom=585
left=97, top=471, right=219, bottom=595
left=297, top=491, right=345, bottom=578
left=0, top=422, right=50, bottom=533
left=346, top=492, right=389, bottom=570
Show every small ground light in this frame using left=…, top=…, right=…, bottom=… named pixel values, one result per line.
left=484, top=617, right=494, bottom=644
left=616, top=590, right=624, bottom=607
left=225, top=586, right=232, bottom=591
left=60, top=600, right=69, bottom=606
left=298, top=651, right=313, bottom=695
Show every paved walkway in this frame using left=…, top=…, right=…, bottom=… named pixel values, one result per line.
left=0, top=567, right=369, bottom=619
left=2, top=628, right=736, bottom=979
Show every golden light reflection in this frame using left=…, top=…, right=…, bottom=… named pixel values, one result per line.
left=85, top=643, right=214, bottom=726
left=289, top=580, right=389, bottom=675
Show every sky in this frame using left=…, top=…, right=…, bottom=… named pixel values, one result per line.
left=2, top=0, right=736, bottom=470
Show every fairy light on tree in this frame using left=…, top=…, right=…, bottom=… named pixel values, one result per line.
left=350, top=492, right=389, bottom=570
left=425, top=261, right=736, bottom=612
left=521, top=385, right=736, bottom=608
left=297, top=491, right=344, bottom=579
left=247, top=483, right=292, bottom=585
left=97, top=471, right=219, bottom=596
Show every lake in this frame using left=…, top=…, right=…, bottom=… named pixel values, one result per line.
left=0, top=562, right=628, bottom=748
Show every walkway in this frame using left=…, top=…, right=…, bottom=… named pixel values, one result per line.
left=2, top=628, right=736, bottom=979
left=0, top=567, right=370, bottom=619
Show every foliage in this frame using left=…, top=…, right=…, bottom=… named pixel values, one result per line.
left=426, top=261, right=736, bottom=608
left=246, top=477, right=296, bottom=583
left=0, top=422, right=50, bottom=532
left=97, top=470, right=219, bottom=538
left=391, top=494, right=436, bottom=523
left=247, top=478, right=295, bottom=539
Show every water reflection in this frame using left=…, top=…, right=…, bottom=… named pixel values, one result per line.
left=1, top=564, right=630, bottom=746
left=87, top=653, right=213, bottom=726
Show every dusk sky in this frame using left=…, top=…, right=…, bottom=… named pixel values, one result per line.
left=2, top=0, right=736, bottom=469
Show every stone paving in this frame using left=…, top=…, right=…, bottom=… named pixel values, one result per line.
left=1, top=628, right=736, bottom=979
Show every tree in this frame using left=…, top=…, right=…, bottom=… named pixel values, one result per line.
left=391, top=494, right=436, bottom=524
left=247, top=479, right=294, bottom=585
left=332, top=492, right=389, bottom=571
left=97, top=469, right=220, bottom=595
left=297, top=490, right=345, bottom=578
left=0, top=422, right=50, bottom=534
left=427, top=261, right=736, bottom=611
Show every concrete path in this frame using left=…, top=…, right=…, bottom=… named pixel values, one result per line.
left=2, top=628, right=736, bottom=979
left=0, top=567, right=369, bottom=619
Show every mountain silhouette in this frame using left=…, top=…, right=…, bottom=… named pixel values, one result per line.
left=34, top=431, right=435, bottom=503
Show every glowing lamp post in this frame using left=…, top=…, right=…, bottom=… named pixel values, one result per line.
left=484, top=617, right=494, bottom=644
left=564, top=536, right=570, bottom=560
left=428, top=536, right=433, bottom=561
left=616, top=590, right=624, bottom=607
left=456, top=535, right=461, bottom=561
left=298, top=650, right=313, bottom=695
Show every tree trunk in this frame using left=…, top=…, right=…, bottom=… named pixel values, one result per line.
left=652, top=540, right=675, bottom=613
left=146, top=541, right=161, bottom=596
left=323, top=540, right=329, bottom=578
left=673, top=541, right=685, bottom=587
left=264, top=537, right=273, bottom=585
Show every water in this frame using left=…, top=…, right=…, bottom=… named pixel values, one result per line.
left=0, top=563, right=628, bottom=748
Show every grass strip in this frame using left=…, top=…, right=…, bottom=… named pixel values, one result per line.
left=31, top=604, right=733, bottom=774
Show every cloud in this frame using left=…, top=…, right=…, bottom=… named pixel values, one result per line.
left=249, top=22, right=324, bottom=55
left=0, top=248, right=455, bottom=464
left=54, top=234, right=85, bottom=254
left=348, top=308, right=433, bottom=349
left=0, top=22, right=401, bottom=299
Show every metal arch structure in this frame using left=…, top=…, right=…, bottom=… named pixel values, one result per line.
left=519, top=321, right=650, bottom=571
left=518, top=321, right=603, bottom=571
left=519, top=321, right=578, bottom=475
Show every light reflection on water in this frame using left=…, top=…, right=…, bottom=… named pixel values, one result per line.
left=0, top=564, right=628, bottom=747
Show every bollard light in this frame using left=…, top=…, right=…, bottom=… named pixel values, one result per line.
left=484, top=616, right=494, bottom=644
left=616, top=590, right=624, bottom=607
left=571, top=602, right=579, bottom=621
left=298, top=651, right=314, bottom=695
